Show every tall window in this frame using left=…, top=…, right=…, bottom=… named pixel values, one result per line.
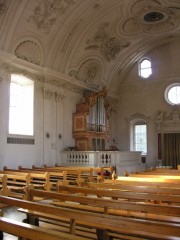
left=9, top=74, right=34, bottom=136
left=134, top=123, right=147, bottom=154
left=130, top=119, right=147, bottom=155
left=139, top=59, right=152, bottom=78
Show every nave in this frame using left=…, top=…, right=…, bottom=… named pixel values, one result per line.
left=0, top=165, right=179, bottom=240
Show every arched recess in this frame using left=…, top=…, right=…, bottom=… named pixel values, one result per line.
left=69, top=58, right=106, bottom=89
left=12, top=37, right=45, bottom=66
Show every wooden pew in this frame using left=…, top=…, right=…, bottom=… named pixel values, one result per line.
left=0, top=216, right=89, bottom=240
left=59, top=169, right=94, bottom=187
left=3, top=166, right=19, bottom=171
left=117, top=176, right=180, bottom=184
left=0, top=194, right=179, bottom=240
left=0, top=174, right=9, bottom=196
left=29, top=172, right=51, bottom=191
left=5, top=166, right=109, bottom=189
left=19, top=168, right=90, bottom=189
left=87, top=182, right=180, bottom=195
left=2, top=168, right=89, bottom=191
left=129, top=173, right=180, bottom=180
left=24, top=190, right=180, bottom=239
left=5, top=173, right=30, bottom=200
left=152, top=168, right=180, bottom=174
left=138, top=173, right=180, bottom=177
left=3, top=170, right=50, bottom=190
left=0, top=171, right=51, bottom=199
left=50, top=166, right=113, bottom=185
left=19, top=165, right=114, bottom=182
left=103, top=178, right=180, bottom=188
left=54, top=186, right=180, bottom=222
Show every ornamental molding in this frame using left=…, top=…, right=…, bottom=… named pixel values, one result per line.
left=2, top=65, right=38, bottom=82
left=155, top=107, right=180, bottom=132
left=128, top=113, right=151, bottom=123
left=42, top=87, right=65, bottom=101
left=69, top=59, right=106, bottom=89
left=120, top=0, right=180, bottom=36
left=86, top=22, right=130, bottom=62
left=55, top=92, right=65, bottom=102
left=0, top=52, right=103, bottom=94
left=104, top=96, right=117, bottom=119
left=28, top=0, right=75, bottom=33
left=43, top=88, right=54, bottom=100
left=0, top=64, right=10, bottom=82
left=15, top=40, right=42, bottom=66
left=0, top=0, right=7, bottom=15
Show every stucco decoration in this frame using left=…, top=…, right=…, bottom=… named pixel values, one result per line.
left=3, top=65, right=38, bottom=83
left=0, top=0, right=7, bottom=15
left=120, top=0, right=179, bottom=36
left=155, top=107, right=180, bottom=132
left=42, top=88, right=65, bottom=101
left=155, top=107, right=180, bottom=122
left=92, top=0, right=100, bottom=10
left=15, top=40, right=42, bottom=66
left=128, top=113, right=150, bottom=122
left=69, top=59, right=103, bottom=86
left=28, top=0, right=75, bottom=33
left=55, top=92, right=65, bottom=102
left=130, top=0, right=161, bottom=14
left=86, top=22, right=130, bottom=62
left=43, top=88, right=54, bottom=100
left=104, top=96, right=117, bottom=120
left=0, top=64, right=9, bottom=82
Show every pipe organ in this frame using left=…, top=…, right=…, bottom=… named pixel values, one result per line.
left=73, top=89, right=111, bottom=151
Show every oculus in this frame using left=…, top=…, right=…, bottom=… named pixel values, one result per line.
left=165, top=83, right=180, bottom=105
left=144, top=11, right=164, bottom=22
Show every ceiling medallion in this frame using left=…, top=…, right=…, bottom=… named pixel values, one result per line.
left=121, top=5, right=177, bottom=36
left=137, top=6, right=177, bottom=33
left=144, top=11, right=164, bottom=22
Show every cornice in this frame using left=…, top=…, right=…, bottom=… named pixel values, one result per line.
left=0, top=50, right=100, bottom=93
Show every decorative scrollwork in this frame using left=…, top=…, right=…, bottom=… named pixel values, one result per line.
left=86, top=22, right=130, bottom=62
left=28, top=0, right=75, bottom=33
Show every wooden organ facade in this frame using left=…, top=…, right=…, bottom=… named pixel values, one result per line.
left=73, top=89, right=111, bottom=151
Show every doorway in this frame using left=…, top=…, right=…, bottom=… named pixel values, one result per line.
left=163, top=133, right=180, bottom=169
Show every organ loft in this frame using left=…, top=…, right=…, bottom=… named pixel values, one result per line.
left=73, top=88, right=112, bottom=151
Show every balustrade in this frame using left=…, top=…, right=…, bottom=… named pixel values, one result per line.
left=61, top=151, right=144, bottom=175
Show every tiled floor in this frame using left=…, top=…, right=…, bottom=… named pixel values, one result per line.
left=1, top=206, right=26, bottom=240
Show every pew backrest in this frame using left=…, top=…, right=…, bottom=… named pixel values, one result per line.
left=0, top=195, right=179, bottom=240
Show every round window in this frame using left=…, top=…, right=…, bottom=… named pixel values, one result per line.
left=165, top=83, right=180, bottom=105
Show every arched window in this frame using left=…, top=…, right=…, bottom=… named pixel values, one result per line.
left=165, top=83, right=180, bottom=105
left=139, top=59, right=152, bottom=78
left=130, top=119, right=147, bottom=155
left=8, top=74, right=34, bottom=136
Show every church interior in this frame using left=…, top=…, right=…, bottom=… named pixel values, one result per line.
left=0, top=0, right=180, bottom=239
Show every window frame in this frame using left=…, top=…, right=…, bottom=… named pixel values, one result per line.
left=139, top=58, right=152, bottom=79
left=8, top=74, right=34, bottom=138
left=164, top=83, right=180, bottom=105
left=130, top=118, right=147, bottom=155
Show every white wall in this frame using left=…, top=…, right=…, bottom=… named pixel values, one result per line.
left=0, top=68, right=81, bottom=169
left=115, top=37, right=180, bottom=167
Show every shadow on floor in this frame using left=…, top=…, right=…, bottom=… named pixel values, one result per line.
left=1, top=206, right=26, bottom=240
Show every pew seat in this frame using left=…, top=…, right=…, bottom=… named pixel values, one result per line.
left=0, top=216, right=89, bottom=240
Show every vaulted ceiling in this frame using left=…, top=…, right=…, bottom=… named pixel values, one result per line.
left=0, top=0, right=180, bottom=97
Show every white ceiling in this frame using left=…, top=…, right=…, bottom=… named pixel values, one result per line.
left=0, top=0, right=180, bottom=96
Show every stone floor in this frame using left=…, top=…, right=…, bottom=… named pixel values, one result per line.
left=1, top=206, right=26, bottom=240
